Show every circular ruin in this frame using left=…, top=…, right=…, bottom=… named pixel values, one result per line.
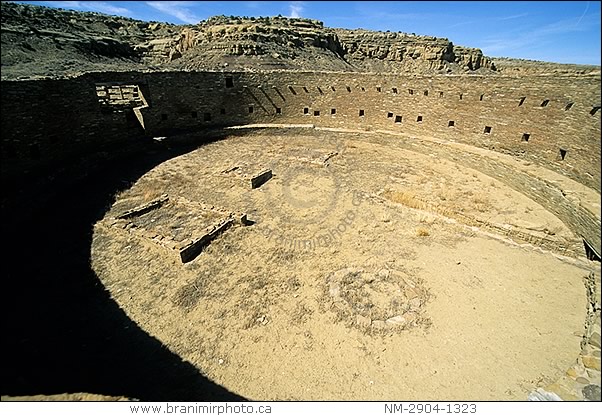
left=1, top=2, right=600, bottom=402
left=86, top=125, right=599, bottom=400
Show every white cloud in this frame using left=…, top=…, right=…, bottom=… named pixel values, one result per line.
left=146, top=1, right=200, bottom=24
left=498, top=13, right=529, bottom=21
left=88, top=2, right=132, bottom=15
left=481, top=13, right=599, bottom=55
left=289, top=1, right=304, bottom=18
left=43, top=1, right=132, bottom=16
left=448, top=13, right=528, bottom=29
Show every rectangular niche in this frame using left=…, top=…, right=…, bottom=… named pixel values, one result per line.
left=203, top=112, right=211, bottom=121
left=359, top=109, right=365, bottom=117
left=541, top=99, right=550, bottom=107
left=314, top=110, right=320, bottom=116
left=387, top=112, right=394, bottom=118
left=248, top=106, right=254, bottom=114
left=331, top=108, right=336, bottom=115
left=392, top=88, right=398, bottom=94
left=424, top=90, right=428, bottom=96
left=304, top=107, right=309, bottom=114
left=483, top=126, right=492, bottom=134
left=416, top=115, right=423, bottom=122
left=395, top=115, right=402, bottom=123
left=95, top=83, right=145, bottom=108
left=448, top=120, right=455, bottom=127
left=521, top=133, right=530, bottom=142
left=276, top=107, right=282, bottom=114
left=225, top=76, right=234, bottom=88
left=559, top=148, right=567, bottom=160
left=376, top=87, right=382, bottom=92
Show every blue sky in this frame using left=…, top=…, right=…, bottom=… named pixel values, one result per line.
left=12, top=1, right=602, bottom=65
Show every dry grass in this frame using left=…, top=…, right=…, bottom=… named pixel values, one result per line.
left=416, top=228, right=430, bottom=237
left=289, top=302, right=314, bottom=325
left=436, top=188, right=458, bottom=202
left=418, top=213, right=436, bottom=224
left=172, top=281, right=204, bottom=311
left=416, top=175, right=429, bottom=185
left=471, top=193, right=492, bottom=213
left=383, top=189, right=426, bottom=210
left=143, top=188, right=164, bottom=202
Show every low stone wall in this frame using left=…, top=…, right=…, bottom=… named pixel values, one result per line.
left=530, top=271, right=601, bottom=401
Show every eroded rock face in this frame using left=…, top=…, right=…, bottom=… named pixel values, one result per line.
left=0, top=1, right=178, bottom=78
left=335, top=29, right=495, bottom=72
left=0, top=2, right=498, bottom=77
left=2, top=2, right=598, bottom=79
left=146, top=17, right=495, bottom=74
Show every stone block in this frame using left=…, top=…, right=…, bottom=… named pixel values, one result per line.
left=582, top=384, right=601, bottom=401
left=582, top=356, right=601, bottom=371
left=545, top=383, right=580, bottom=401
left=116, top=194, right=168, bottom=219
left=589, top=332, right=601, bottom=349
left=385, top=315, right=406, bottom=326
left=250, top=169, right=272, bottom=189
left=179, top=218, right=233, bottom=263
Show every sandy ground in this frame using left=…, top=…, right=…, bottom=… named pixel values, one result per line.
left=91, top=129, right=600, bottom=400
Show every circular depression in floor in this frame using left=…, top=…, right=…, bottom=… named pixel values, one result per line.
left=92, top=128, right=591, bottom=400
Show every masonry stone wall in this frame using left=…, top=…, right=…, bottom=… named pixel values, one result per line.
left=1, top=75, right=146, bottom=180
left=2, top=70, right=600, bottom=192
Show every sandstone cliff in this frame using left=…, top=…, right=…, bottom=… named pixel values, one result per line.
left=142, top=15, right=496, bottom=74
left=1, top=2, right=599, bottom=79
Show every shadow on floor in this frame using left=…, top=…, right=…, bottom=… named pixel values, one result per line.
left=1, top=132, right=247, bottom=401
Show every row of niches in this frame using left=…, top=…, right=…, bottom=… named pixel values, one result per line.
left=268, top=82, right=600, bottom=114
left=96, top=79, right=600, bottom=117
left=156, top=106, right=560, bottom=155
left=157, top=98, right=600, bottom=122
left=152, top=104, right=570, bottom=163
left=5, top=103, right=569, bottom=163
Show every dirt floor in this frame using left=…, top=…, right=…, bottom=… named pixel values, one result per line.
left=91, top=128, right=600, bottom=400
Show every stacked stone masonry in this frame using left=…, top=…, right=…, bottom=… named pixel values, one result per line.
left=1, top=70, right=600, bottom=253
